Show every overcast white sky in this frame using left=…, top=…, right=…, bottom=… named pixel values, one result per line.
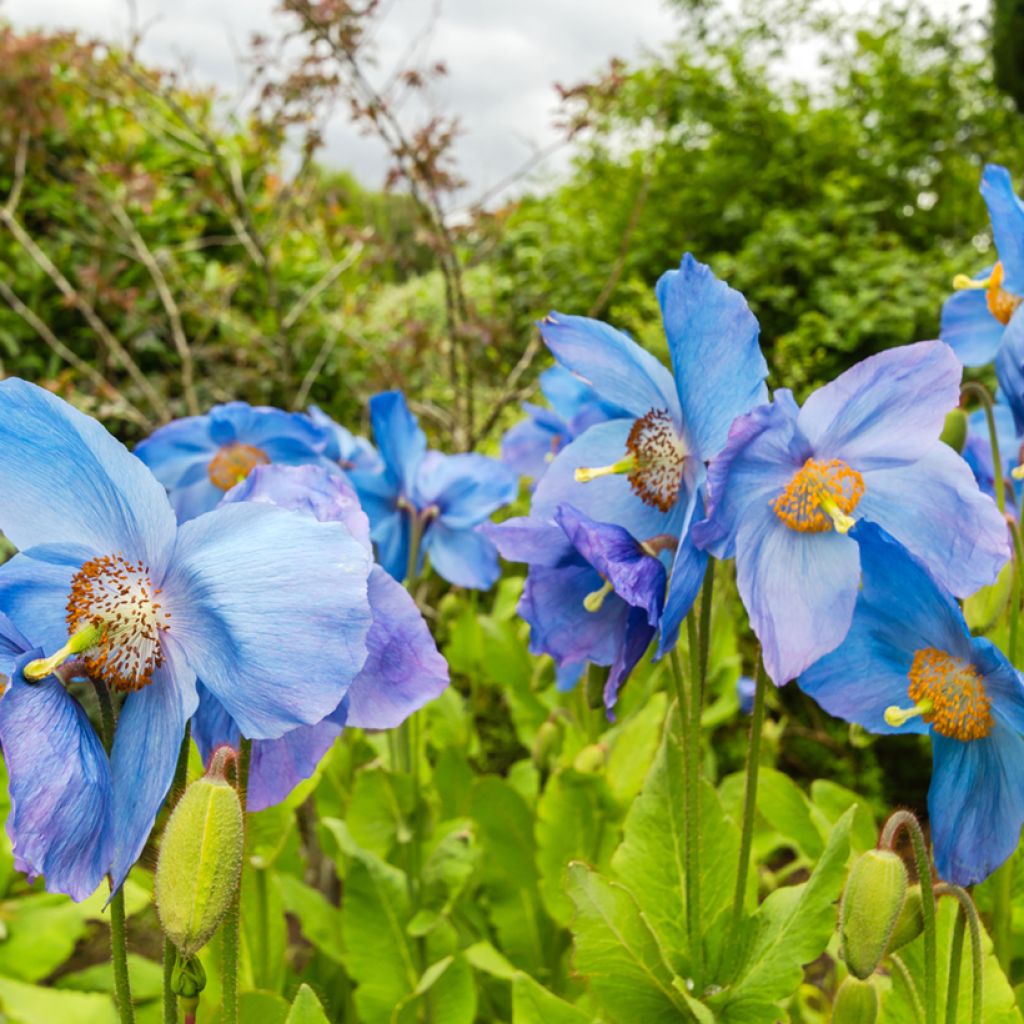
left=0, top=0, right=989, bottom=205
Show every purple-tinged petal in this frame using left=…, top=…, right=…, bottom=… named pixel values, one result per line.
left=797, top=341, right=962, bottom=470
left=656, top=253, right=768, bottom=458
left=423, top=522, right=501, bottom=590
left=981, top=164, right=1024, bottom=293
left=604, top=607, right=656, bottom=716
left=0, top=653, right=114, bottom=901
left=481, top=516, right=576, bottom=568
left=940, top=276, right=1005, bottom=367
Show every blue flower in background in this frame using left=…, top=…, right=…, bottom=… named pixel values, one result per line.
left=736, top=676, right=757, bottom=715
left=532, top=253, right=769, bottom=653
left=484, top=503, right=667, bottom=715
left=962, top=400, right=1022, bottom=513
left=0, top=381, right=373, bottom=899
left=353, top=391, right=518, bottom=589
left=941, top=164, right=1024, bottom=367
left=191, top=464, right=448, bottom=810
left=307, top=405, right=382, bottom=474
left=500, top=365, right=628, bottom=481
left=135, top=400, right=335, bottom=521
left=800, top=523, right=1024, bottom=886
left=693, top=342, right=1008, bottom=685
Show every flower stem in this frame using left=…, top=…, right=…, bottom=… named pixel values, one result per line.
left=935, top=883, right=983, bottom=1024
left=221, top=737, right=251, bottom=1024
left=890, top=953, right=925, bottom=1024
left=163, top=725, right=192, bottom=1024
left=881, top=812, right=937, bottom=1024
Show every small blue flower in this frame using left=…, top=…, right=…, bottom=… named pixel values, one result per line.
left=353, top=391, right=518, bottom=588
left=531, top=253, right=768, bottom=652
left=941, top=164, right=1024, bottom=368
left=484, top=503, right=667, bottom=715
left=800, top=523, right=1024, bottom=886
left=500, top=365, right=628, bottom=481
left=191, top=465, right=448, bottom=810
left=0, top=381, right=374, bottom=898
left=693, top=342, right=1009, bottom=685
left=135, top=401, right=335, bottom=521
left=307, top=405, right=382, bottom=474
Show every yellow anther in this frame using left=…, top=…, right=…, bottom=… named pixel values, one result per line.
left=903, top=647, right=993, bottom=740
left=583, top=580, right=614, bottom=613
left=773, top=458, right=864, bottom=534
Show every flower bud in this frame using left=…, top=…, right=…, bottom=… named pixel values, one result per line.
left=155, top=752, right=244, bottom=957
left=532, top=720, right=563, bottom=775
left=170, top=953, right=207, bottom=999
left=839, top=850, right=907, bottom=979
left=832, top=977, right=878, bottom=1024
left=572, top=743, right=606, bottom=774
left=940, top=408, right=968, bottom=453
left=886, top=883, right=925, bottom=954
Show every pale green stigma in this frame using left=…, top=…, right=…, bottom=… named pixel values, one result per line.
left=818, top=492, right=856, bottom=534
left=583, top=580, right=614, bottom=613
left=884, top=698, right=933, bottom=729
left=24, top=624, right=103, bottom=682
left=575, top=454, right=636, bottom=484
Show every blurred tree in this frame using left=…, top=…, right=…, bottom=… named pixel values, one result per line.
left=993, top=0, right=1024, bottom=112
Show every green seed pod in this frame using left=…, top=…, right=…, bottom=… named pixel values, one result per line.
left=155, top=762, right=244, bottom=957
left=532, top=720, right=564, bottom=775
left=832, top=977, right=879, bottom=1024
left=839, top=850, right=908, bottom=979
left=886, top=883, right=925, bottom=954
left=939, top=408, right=968, bottom=454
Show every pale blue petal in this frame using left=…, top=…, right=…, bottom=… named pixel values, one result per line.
left=369, top=391, right=427, bottom=496
left=0, top=546, right=87, bottom=653
left=658, top=487, right=709, bottom=655
left=481, top=516, right=575, bottom=569
left=372, top=511, right=412, bottom=582
left=981, top=164, right=1024, bottom=293
left=424, top=523, right=501, bottom=590
left=996, top=307, right=1024, bottom=433
left=416, top=453, right=518, bottom=529
left=940, top=282, right=1005, bottom=367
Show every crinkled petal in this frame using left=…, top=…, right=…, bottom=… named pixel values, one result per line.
left=369, top=391, right=427, bottom=496
left=416, top=453, right=518, bottom=529
left=481, top=516, right=576, bottom=568
left=604, top=607, right=656, bottom=716
left=656, top=253, right=768, bottom=458
left=539, top=312, right=679, bottom=418
left=796, top=341, right=962, bottom=470
left=109, top=639, right=198, bottom=889
left=0, top=546, right=87, bottom=654
left=0, top=380, right=176, bottom=568
left=0, top=653, right=114, bottom=901
left=162, top=502, right=371, bottom=739
left=929, top=722, right=1024, bottom=886
left=996, top=307, right=1024, bottom=434
left=981, top=164, right=1024, bottom=293
left=424, top=522, right=501, bottom=590
left=858, top=443, right=1009, bottom=597
left=940, top=279, right=1005, bottom=367
left=346, top=567, right=449, bottom=729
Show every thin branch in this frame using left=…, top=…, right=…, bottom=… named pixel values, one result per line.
left=469, top=329, right=543, bottom=447
left=281, top=240, right=365, bottom=331
left=3, top=131, right=29, bottom=219
left=292, top=335, right=337, bottom=410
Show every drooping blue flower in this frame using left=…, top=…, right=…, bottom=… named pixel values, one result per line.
left=307, top=405, right=382, bottom=475
left=0, top=381, right=374, bottom=899
left=352, top=391, right=518, bottom=589
left=191, top=464, right=448, bottom=810
left=500, top=365, right=629, bottom=481
left=962, top=400, right=1022, bottom=513
left=693, top=342, right=1009, bottom=685
left=800, top=522, right=1024, bottom=886
left=135, top=401, right=336, bottom=521
left=484, top=503, right=667, bottom=714
left=531, top=253, right=769, bottom=652
left=941, top=164, right=1024, bottom=368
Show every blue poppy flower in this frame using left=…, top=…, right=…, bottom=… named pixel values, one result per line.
left=135, top=401, right=335, bottom=521
left=484, top=503, right=667, bottom=714
left=307, top=405, right=382, bottom=474
left=352, top=391, right=518, bottom=589
left=0, top=381, right=373, bottom=898
left=693, top=342, right=1009, bottom=685
left=191, top=464, right=448, bottom=810
left=962, top=400, right=1022, bottom=513
left=941, top=164, right=1024, bottom=367
left=500, top=365, right=629, bottom=481
left=531, top=253, right=768, bottom=652
left=800, top=523, right=1024, bottom=886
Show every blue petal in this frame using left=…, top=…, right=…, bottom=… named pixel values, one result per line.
left=424, top=523, right=501, bottom=590
left=796, top=342, right=962, bottom=470
left=345, top=567, right=449, bottom=729
left=929, top=722, right=1024, bottom=886
left=368, top=391, right=427, bottom=496
left=0, top=546, right=87, bottom=654
left=940, top=281, right=1005, bottom=367
left=501, top=415, right=562, bottom=479
left=0, top=654, right=114, bottom=901
left=191, top=682, right=238, bottom=760
left=963, top=403, right=1020, bottom=498
left=556, top=661, right=585, bottom=692
left=656, top=253, right=768, bottom=458
left=480, top=516, right=576, bottom=568
left=981, top=164, right=1024, bottom=293
left=538, top=313, right=680, bottom=419
left=0, top=380, right=177, bottom=568
left=416, top=453, right=518, bottom=529
left=0, top=611, right=30, bottom=674
left=134, top=415, right=215, bottom=491
left=996, top=307, right=1024, bottom=434
left=972, top=637, right=1024, bottom=735
left=604, top=607, right=656, bottom=716
left=658, top=487, right=709, bottom=655
left=371, top=511, right=412, bottom=582
left=162, top=501, right=372, bottom=739
left=858, top=443, right=1009, bottom=597
left=308, top=406, right=381, bottom=474
left=351, top=469, right=399, bottom=530
left=109, top=639, right=197, bottom=888
left=736, top=508, right=860, bottom=685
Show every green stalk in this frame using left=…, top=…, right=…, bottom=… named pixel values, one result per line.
left=163, top=726, right=192, bottom=1024
left=881, top=812, right=936, bottom=1024
left=944, top=910, right=966, bottom=1024
left=221, top=738, right=251, bottom=1024
left=935, top=883, right=983, bottom=1024
left=891, top=954, right=925, bottom=1024
left=89, top=677, right=135, bottom=1024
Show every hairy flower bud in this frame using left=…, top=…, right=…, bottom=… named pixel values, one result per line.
left=532, top=720, right=564, bottom=776
left=832, top=977, right=879, bottom=1024
left=886, top=883, right=925, bottom=954
left=155, top=751, right=244, bottom=957
left=839, top=850, right=908, bottom=979
left=939, top=409, right=968, bottom=454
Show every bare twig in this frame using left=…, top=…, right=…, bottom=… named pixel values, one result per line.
left=292, top=335, right=338, bottom=410
left=281, top=240, right=365, bottom=331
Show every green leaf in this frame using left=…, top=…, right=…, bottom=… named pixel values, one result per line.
left=463, top=941, right=518, bottom=981
left=809, top=780, right=877, bottom=854
left=276, top=873, right=344, bottom=963
left=240, top=866, right=287, bottom=993
left=964, top=560, right=1014, bottom=634
left=285, top=984, right=331, bottom=1024
left=346, top=765, right=415, bottom=858
left=604, top=693, right=667, bottom=805
left=567, top=862, right=688, bottom=1023
left=392, top=954, right=477, bottom=1024
left=756, top=769, right=826, bottom=860
left=512, top=973, right=591, bottom=1024
left=56, top=955, right=163, bottom=1002
left=0, top=976, right=117, bottom=1024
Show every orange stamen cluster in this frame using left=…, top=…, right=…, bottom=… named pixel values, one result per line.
left=625, top=408, right=687, bottom=512
left=66, top=554, right=170, bottom=692
left=986, top=262, right=1023, bottom=326
left=207, top=443, right=270, bottom=490
left=907, top=647, right=993, bottom=741
left=772, top=458, right=864, bottom=532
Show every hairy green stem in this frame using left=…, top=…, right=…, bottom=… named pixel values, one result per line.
left=935, top=883, right=983, bottom=1024
left=163, top=726, right=192, bottom=1024
left=222, top=738, right=251, bottom=1024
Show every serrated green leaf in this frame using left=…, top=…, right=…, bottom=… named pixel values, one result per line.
left=512, top=972, right=591, bottom=1023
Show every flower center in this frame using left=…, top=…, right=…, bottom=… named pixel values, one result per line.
left=207, top=443, right=270, bottom=491
left=886, top=647, right=993, bottom=741
left=953, top=261, right=1023, bottom=326
left=65, top=554, right=171, bottom=692
left=772, top=458, right=864, bottom=534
